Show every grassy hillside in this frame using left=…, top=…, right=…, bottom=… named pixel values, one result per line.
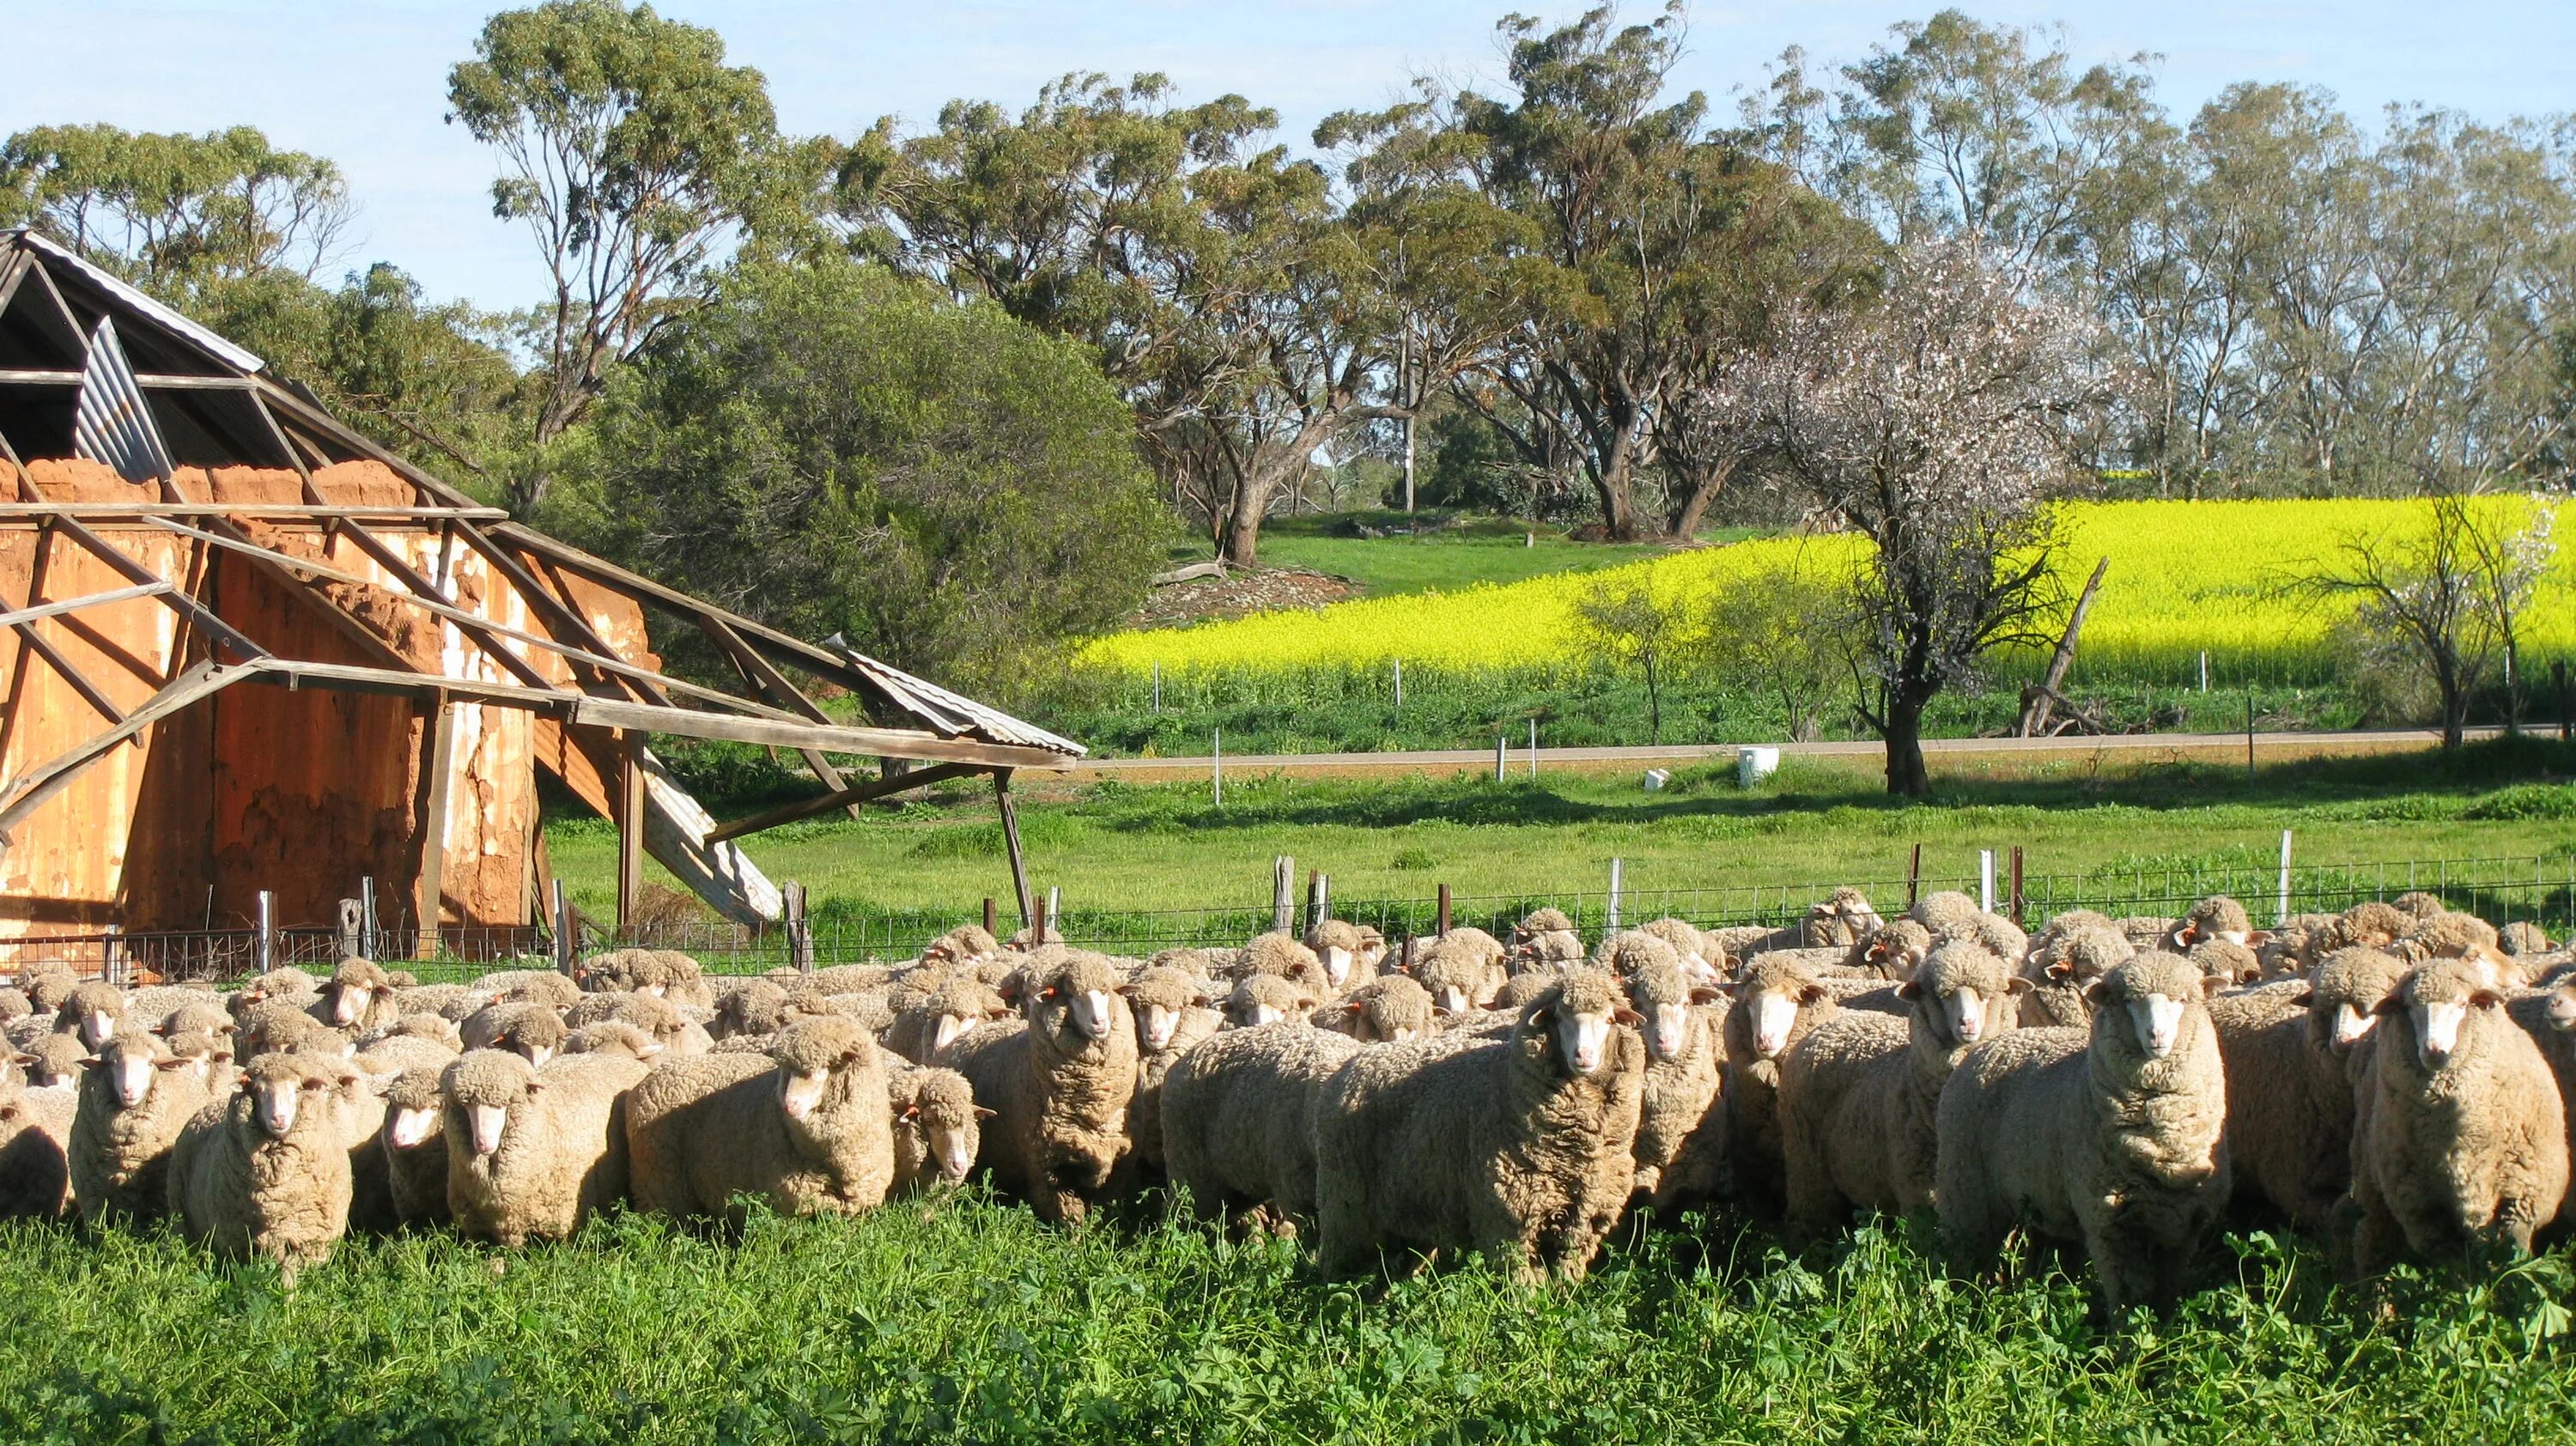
left=1231, top=513, right=1737, bottom=598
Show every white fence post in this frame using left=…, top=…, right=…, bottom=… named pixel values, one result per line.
left=2277, top=829, right=2294, bottom=927
left=1528, top=719, right=1538, bottom=777
left=1978, top=852, right=1995, bottom=913
left=1496, top=734, right=1507, bottom=782
left=256, top=890, right=275, bottom=975
left=1152, top=660, right=1162, bottom=713
left=1607, top=858, right=1624, bottom=931
left=1393, top=659, right=1403, bottom=711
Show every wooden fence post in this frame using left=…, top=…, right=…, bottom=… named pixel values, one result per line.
left=361, top=877, right=378, bottom=961
left=983, top=896, right=998, bottom=939
left=784, top=881, right=813, bottom=974
left=2556, top=660, right=2570, bottom=742
left=552, top=878, right=576, bottom=977
left=1273, top=856, right=1294, bottom=935
left=1437, top=884, right=1452, bottom=939
left=337, top=899, right=363, bottom=961
left=1906, top=843, right=1923, bottom=909
left=2008, top=847, right=2026, bottom=927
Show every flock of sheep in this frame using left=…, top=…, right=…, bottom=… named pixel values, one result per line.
left=1, top=885, right=2572, bottom=1315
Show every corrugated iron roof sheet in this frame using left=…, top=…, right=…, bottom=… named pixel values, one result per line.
left=15, top=230, right=266, bottom=375
left=72, top=317, right=176, bottom=486
left=824, top=634, right=1086, bottom=757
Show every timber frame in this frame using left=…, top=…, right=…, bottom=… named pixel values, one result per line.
left=0, top=229, right=1079, bottom=932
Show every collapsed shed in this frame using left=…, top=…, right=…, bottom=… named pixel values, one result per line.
left=0, top=229, right=1079, bottom=968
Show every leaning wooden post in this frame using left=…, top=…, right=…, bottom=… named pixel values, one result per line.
left=2008, top=847, right=2026, bottom=927
left=552, top=878, right=576, bottom=977
left=1906, top=843, right=1923, bottom=909
left=1437, top=884, right=1453, bottom=939
left=416, top=690, right=458, bottom=958
left=1308, top=869, right=1327, bottom=931
left=993, top=769, right=1036, bottom=934
left=783, top=881, right=813, bottom=975
left=255, top=890, right=275, bottom=975
left=983, top=896, right=999, bottom=939
left=615, top=728, right=647, bottom=939
left=2017, top=556, right=2108, bottom=737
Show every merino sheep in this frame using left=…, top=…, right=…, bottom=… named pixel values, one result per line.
left=1625, top=961, right=1728, bottom=1211
left=885, top=1064, right=987, bottom=1196
left=1842, top=919, right=1935, bottom=982
left=2330, top=902, right=2412, bottom=955
left=1229, top=932, right=1333, bottom=996
left=2346, top=959, right=2570, bottom=1273
left=69, top=1032, right=213, bottom=1222
left=1313, top=969, right=1646, bottom=1283
left=2188, top=938, right=2264, bottom=988
left=1121, top=967, right=1224, bottom=1176
left=0, top=986, right=29, bottom=1028
left=1317, top=975, right=1435, bottom=1045
left=561, top=991, right=711, bottom=1056
left=58, top=981, right=126, bottom=1052
left=379, top=1067, right=451, bottom=1226
left=1720, top=957, right=1841, bottom=1216
left=1162, top=1021, right=1365, bottom=1231
left=1909, top=890, right=1979, bottom=936
left=1224, top=974, right=1309, bottom=1028
left=1589, top=930, right=1680, bottom=981
left=459, top=1003, right=569, bottom=1068
left=624, top=1017, right=895, bottom=1225
left=167, top=1052, right=358, bottom=1278
left=1777, top=944, right=2026, bottom=1241
left=2206, top=947, right=2409, bottom=1235
left=313, top=958, right=403, bottom=1035
left=0, top=1069, right=71, bottom=1218
left=1804, top=888, right=1886, bottom=949
left=1512, top=908, right=1587, bottom=968
left=1936, top=952, right=2231, bottom=1318
left=2172, top=895, right=2255, bottom=951
left=2499, top=922, right=2551, bottom=957
left=1411, top=930, right=1512, bottom=1018
left=2390, top=890, right=2449, bottom=922
left=238, top=1003, right=352, bottom=1062
left=562, top=1021, right=667, bottom=1064
left=1634, top=918, right=1722, bottom=983
left=2021, top=927, right=2133, bottom=1028
left=469, top=969, right=582, bottom=1012
left=392, top=983, right=497, bottom=1023
left=942, top=951, right=1139, bottom=1224
left=887, top=978, right=1014, bottom=1066
left=441, top=1048, right=650, bottom=1246
left=1303, top=920, right=1385, bottom=991
left=17, top=1033, right=86, bottom=1089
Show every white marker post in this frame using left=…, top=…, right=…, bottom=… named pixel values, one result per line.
left=1607, top=858, right=1624, bottom=931
left=1528, top=719, right=1538, bottom=777
left=1978, top=851, right=1995, bottom=913
left=1212, top=728, right=1223, bottom=807
left=1496, top=734, right=1507, bottom=782
left=2276, top=829, right=2293, bottom=927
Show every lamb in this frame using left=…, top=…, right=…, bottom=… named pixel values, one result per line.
left=1317, top=975, right=1435, bottom=1044
left=886, top=1064, right=987, bottom=1195
left=2205, top=946, right=2409, bottom=1236
left=69, top=1032, right=214, bottom=1222
left=313, top=958, right=403, bottom=1035
left=16, top=1033, right=86, bottom=1089
left=379, top=1067, right=451, bottom=1226
left=1303, top=920, right=1385, bottom=991
left=167, top=1052, right=359, bottom=1279
left=1625, top=961, right=1728, bottom=1211
left=1777, top=943, right=2026, bottom=1241
left=0, top=1068, right=71, bottom=1218
left=1162, top=1021, right=1365, bottom=1231
left=2346, top=958, right=2570, bottom=1273
left=459, top=1002, right=568, bottom=1067
left=1312, top=969, right=1646, bottom=1283
left=2020, top=927, right=2132, bottom=1028
left=1410, top=930, right=1511, bottom=1017
left=624, top=1016, right=895, bottom=1225
left=1719, top=957, right=1841, bottom=1216
left=441, top=1048, right=651, bottom=1246
left=1936, top=952, right=2231, bottom=1318
left=1121, top=967, right=1224, bottom=1176
left=942, top=951, right=1139, bottom=1224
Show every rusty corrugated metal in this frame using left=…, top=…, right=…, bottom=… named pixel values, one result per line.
left=72, top=317, right=175, bottom=486
left=823, top=633, right=1085, bottom=757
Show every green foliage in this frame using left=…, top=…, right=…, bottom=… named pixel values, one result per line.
left=580, top=253, right=1162, bottom=690
left=1, top=1204, right=2570, bottom=1443
left=0, top=122, right=349, bottom=289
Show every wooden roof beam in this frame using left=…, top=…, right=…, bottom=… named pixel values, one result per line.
left=705, top=760, right=985, bottom=844
left=49, top=513, right=266, bottom=662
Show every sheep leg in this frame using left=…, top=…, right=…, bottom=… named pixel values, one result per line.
left=2347, top=1172, right=2404, bottom=1279
left=2083, top=1216, right=2160, bottom=1323
left=1777, top=1113, right=1843, bottom=1249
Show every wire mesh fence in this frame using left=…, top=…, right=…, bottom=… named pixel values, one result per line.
left=15, top=851, right=2576, bottom=983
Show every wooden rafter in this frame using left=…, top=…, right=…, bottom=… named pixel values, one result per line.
left=0, top=660, right=240, bottom=851
left=49, top=515, right=265, bottom=661
left=705, top=759, right=985, bottom=844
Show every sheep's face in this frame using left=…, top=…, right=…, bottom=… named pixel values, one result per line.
left=1235, top=999, right=1284, bottom=1029
left=79, top=1005, right=117, bottom=1052
left=1136, top=1003, right=1180, bottom=1054
left=1941, top=986, right=1993, bottom=1047
left=513, top=1036, right=555, bottom=1071
left=779, top=1068, right=833, bottom=1122
left=1553, top=1007, right=1614, bottom=1075
left=249, top=1069, right=337, bottom=1139
left=386, top=1105, right=440, bottom=1151
left=2124, top=993, right=2190, bottom=1059
left=2329, top=999, right=2379, bottom=1050
left=1354, top=936, right=1388, bottom=975
left=1643, top=1002, right=1694, bottom=1063
left=465, top=1100, right=515, bottom=1157
left=2546, top=986, right=2576, bottom=1034
left=1318, top=945, right=1354, bottom=988
left=1431, top=983, right=1468, bottom=1018
left=2403, top=988, right=2499, bottom=1071
left=1741, top=983, right=1817, bottom=1060
left=95, top=1041, right=172, bottom=1109
left=327, top=983, right=376, bottom=1028
left=933, top=1012, right=981, bottom=1054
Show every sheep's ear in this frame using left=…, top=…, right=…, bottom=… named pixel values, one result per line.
left=2470, top=990, right=2504, bottom=1010
left=2006, top=978, right=2032, bottom=996
left=75, top=1056, right=101, bottom=1070
left=524, top=1078, right=547, bottom=1093
left=2288, top=988, right=2315, bottom=1007
left=336, top=1072, right=361, bottom=1090
left=149, top=1022, right=173, bottom=1036
left=9, top=1054, right=31, bottom=1068
left=2246, top=931, right=2272, bottom=947
left=972, top=1104, right=997, bottom=1120
left=1190, top=993, right=1215, bottom=1010
left=217, top=1023, right=238, bottom=1036
left=1115, top=983, right=1139, bottom=998
left=2083, top=981, right=2112, bottom=1007
left=2372, top=995, right=2403, bottom=1017
left=1343, top=1000, right=1365, bottom=1016
left=152, top=1057, right=188, bottom=1072
left=2198, top=975, right=2227, bottom=999
left=1688, top=987, right=1725, bottom=1006
left=900, top=1103, right=920, bottom=1121
left=1612, top=1006, right=1644, bottom=1027
left=1896, top=982, right=1922, bottom=1001
left=2044, top=961, right=2073, bottom=980
left=1796, top=984, right=1828, bottom=1006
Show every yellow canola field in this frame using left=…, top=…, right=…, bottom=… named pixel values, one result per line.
left=1088, top=498, right=2576, bottom=682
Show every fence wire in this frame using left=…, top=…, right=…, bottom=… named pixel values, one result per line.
left=13, top=853, right=2576, bottom=983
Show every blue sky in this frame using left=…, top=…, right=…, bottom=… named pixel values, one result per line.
left=11, top=1, right=2575, bottom=310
